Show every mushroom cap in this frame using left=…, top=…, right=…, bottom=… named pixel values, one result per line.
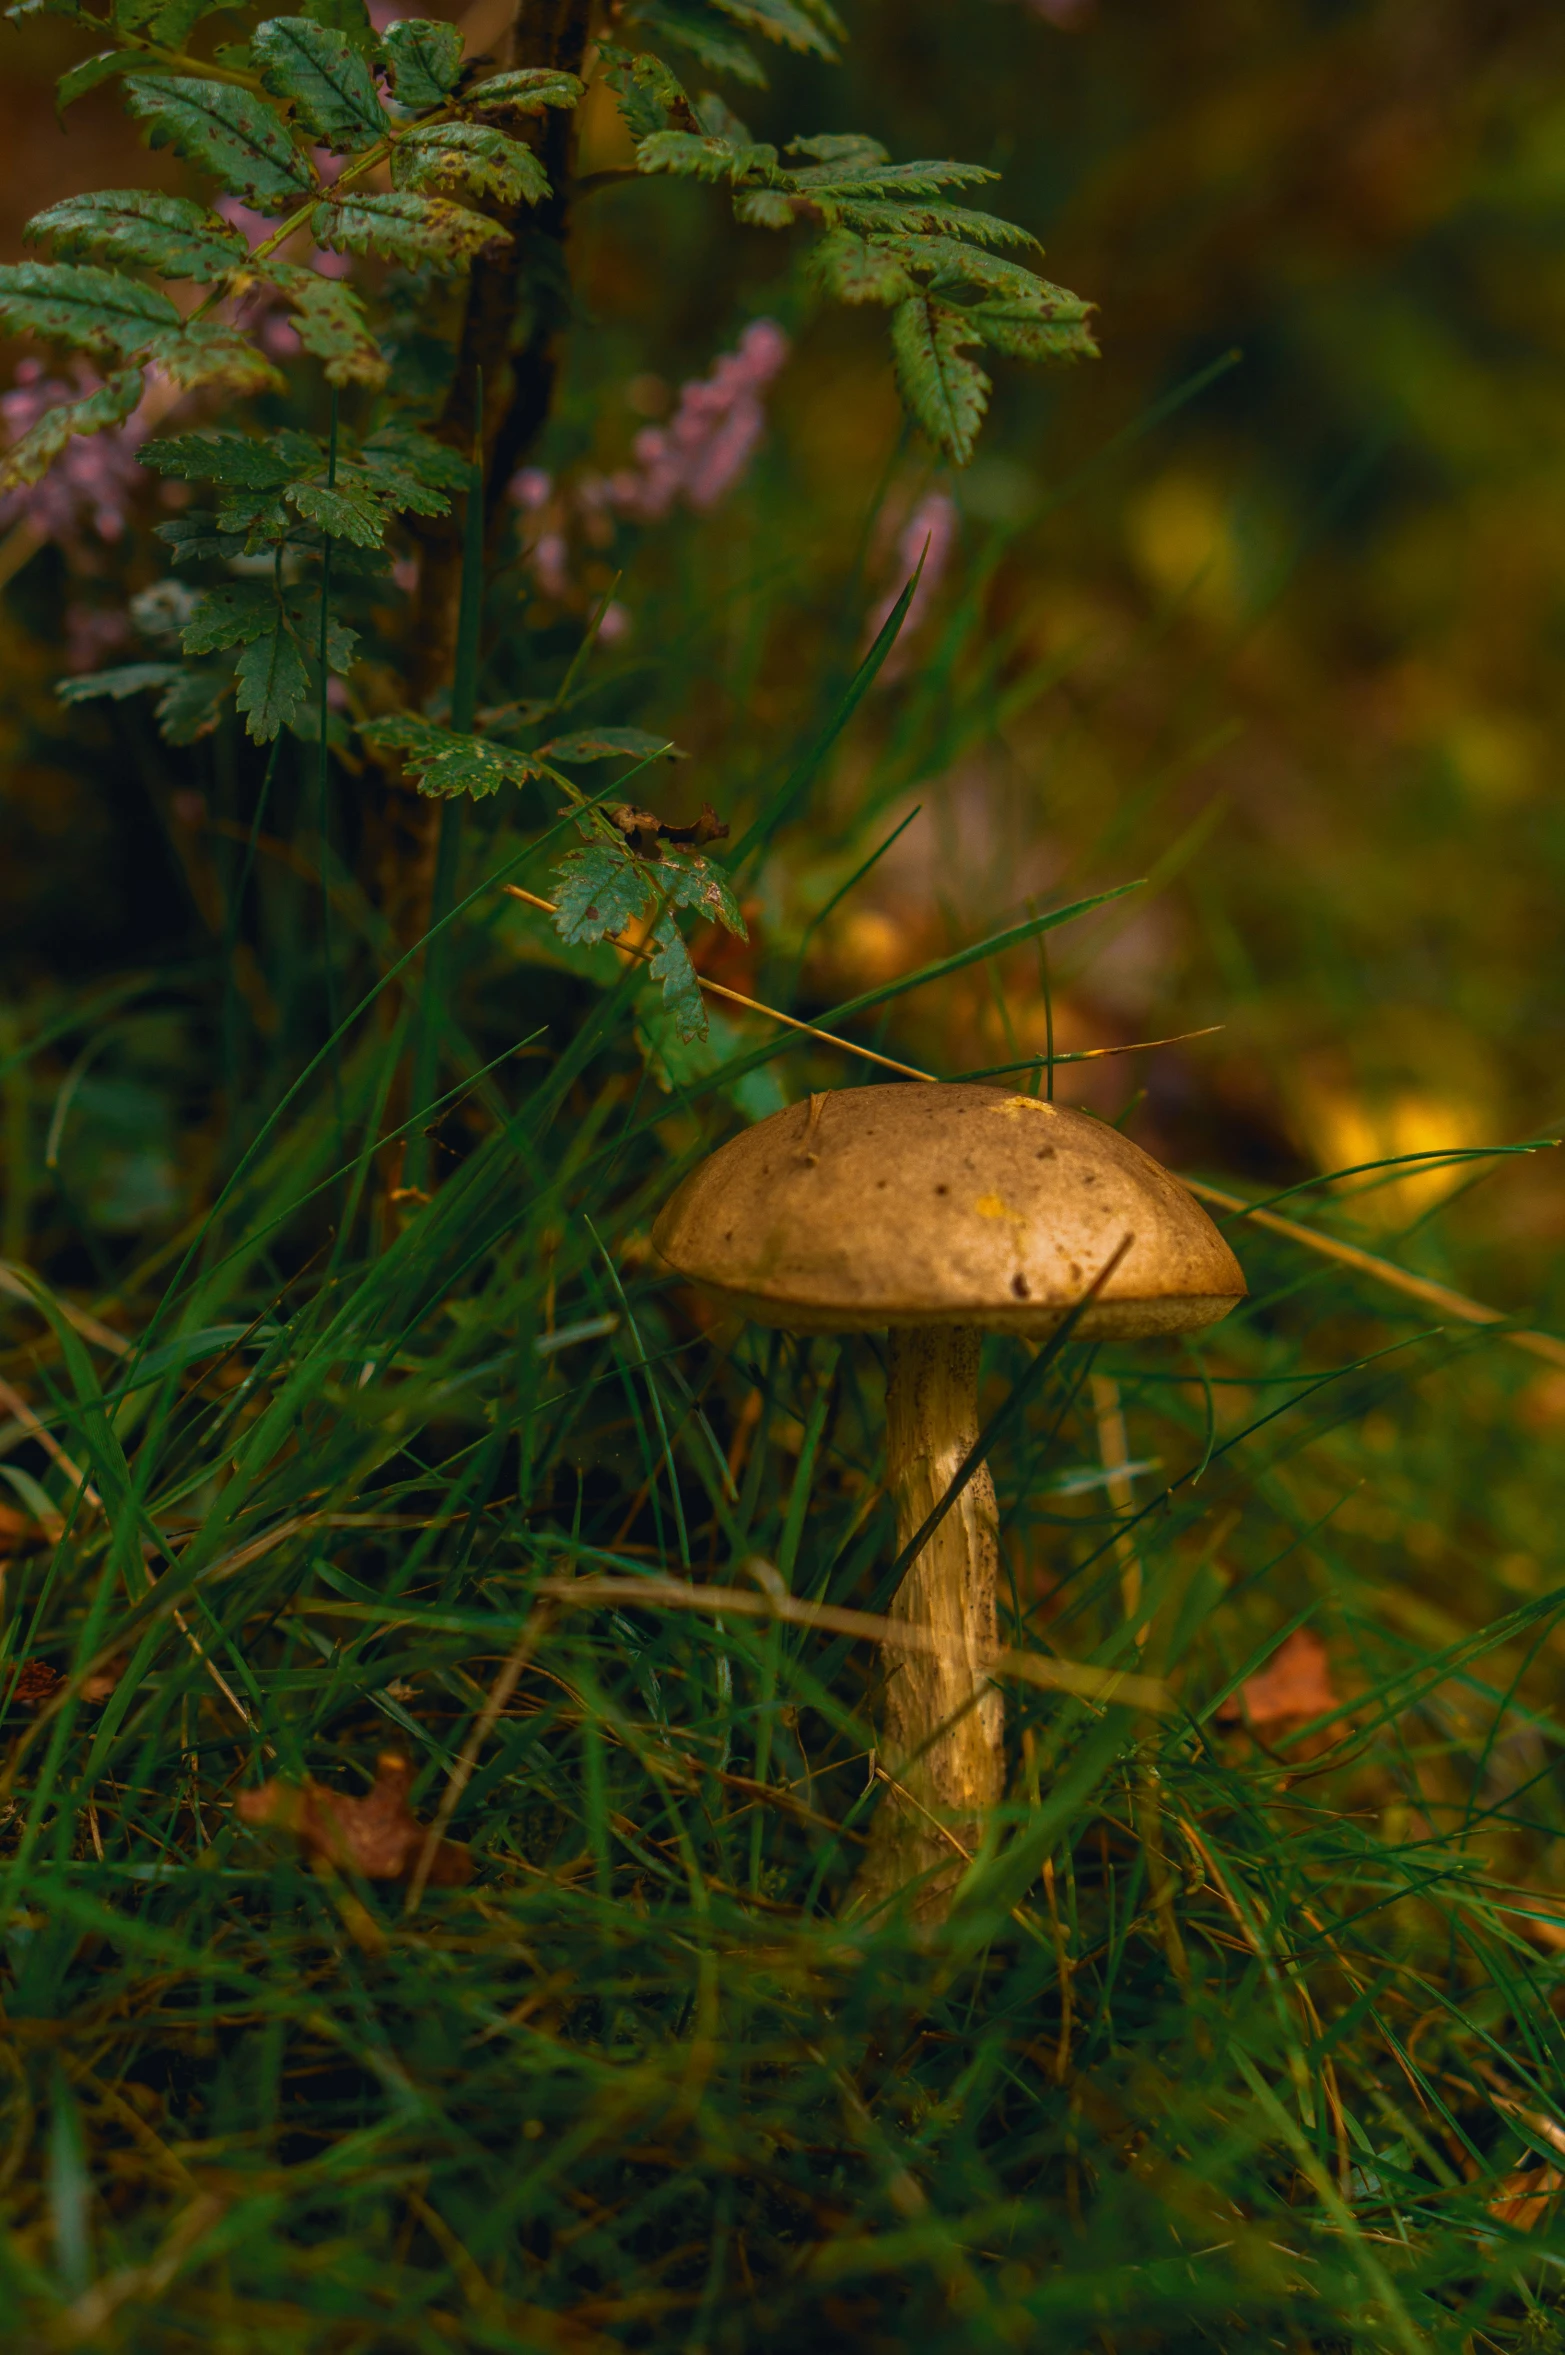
left=652, top=1083, right=1245, bottom=1337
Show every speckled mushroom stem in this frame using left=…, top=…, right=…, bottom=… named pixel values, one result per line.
left=857, top=1326, right=1004, bottom=1918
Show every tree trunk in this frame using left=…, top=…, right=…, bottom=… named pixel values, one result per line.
left=856, top=1326, right=1005, bottom=1921
left=365, top=0, right=596, bottom=957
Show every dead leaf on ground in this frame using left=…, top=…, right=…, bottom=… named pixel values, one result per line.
left=1490, top=2165, right=1563, bottom=2231
left=1216, top=1627, right=1347, bottom=1749
left=237, top=1751, right=470, bottom=1886
left=2, top=1657, right=61, bottom=1705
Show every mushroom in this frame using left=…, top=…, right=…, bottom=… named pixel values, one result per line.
left=652, top=1083, right=1245, bottom=1916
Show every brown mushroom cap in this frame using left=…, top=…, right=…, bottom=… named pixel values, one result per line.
left=652, top=1083, right=1245, bottom=1337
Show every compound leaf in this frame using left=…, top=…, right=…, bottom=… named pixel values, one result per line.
left=647, top=912, right=706, bottom=1040
left=235, top=623, right=310, bottom=741
left=627, top=2, right=767, bottom=87
left=312, top=190, right=505, bottom=261
left=0, top=261, right=179, bottom=356
left=126, top=75, right=318, bottom=208
left=252, top=14, right=385, bottom=150
left=466, top=66, right=584, bottom=111
left=156, top=665, right=233, bottom=742
left=146, top=321, right=287, bottom=393
left=891, top=291, right=989, bottom=464
left=287, top=477, right=389, bottom=545
left=358, top=713, right=543, bottom=798
left=140, top=430, right=307, bottom=486
left=56, top=660, right=182, bottom=705
left=656, top=844, right=746, bottom=936
left=0, top=368, right=142, bottom=492
left=551, top=841, right=654, bottom=946
left=26, top=189, right=249, bottom=281
left=379, top=16, right=462, bottom=106
left=393, top=121, right=550, bottom=207
left=810, top=228, right=914, bottom=305
left=267, top=264, right=387, bottom=385
left=181, top=580, right=277, bottom=654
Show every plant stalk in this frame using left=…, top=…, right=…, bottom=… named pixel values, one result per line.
left=856, top=1327, right=1004, bottom=1920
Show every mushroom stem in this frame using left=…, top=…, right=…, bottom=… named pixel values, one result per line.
left=858, top=1326, right=1004, bottom=1916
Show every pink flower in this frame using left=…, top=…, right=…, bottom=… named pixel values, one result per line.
left=0, top=359, right=154, bottom=552
left=63, top=603, right=130, bottom=672
left=508, top=467, right=552, bottom=513
left=597, top=600, right=632, bottom=645
left=530, top=531, right=570, bottom=599
left=599, top=320, right=790, bottom=523
left=865, top=489, right=959, bottom=670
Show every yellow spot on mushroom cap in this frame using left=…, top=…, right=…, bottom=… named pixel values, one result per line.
left=974, top=1192, right=1027, bottom=1227
left=991, top=1096, right=1058, bottom=1118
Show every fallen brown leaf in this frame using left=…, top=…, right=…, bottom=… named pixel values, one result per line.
left=2, top=1657, right=61, bottom=1705
left=237, top=1751, right=470, bottom=1886
left=1216, top=1627, right=1345, bottom=1742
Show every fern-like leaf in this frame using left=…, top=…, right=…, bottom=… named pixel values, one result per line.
left=0, top=261, right=180, bottom=356
left=125, top=75, right=318, bottom=208
left=146, top=322, right=287, bottom=393
left=891, top=292, right=989, bottom=465
left=26, top=190, right=248, bottom=280
left=311, top=191, right=506, bottom=262
left=0, top=367, right=143, bottom=491
left=392, top=122, right=549, bottom=208
left=379, top=16, right=462, bottom=106
left=252, top=15, right=386, bottom=151
left=358, top=713, right=545, bottom=798
left=465, top=66, right=584, bottom=112
left=267, top=264, right=387, bottom=385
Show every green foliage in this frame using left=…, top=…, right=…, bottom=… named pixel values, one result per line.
left=0, top=260, right=179, bottom=356
left=378, top=14, right=461, bottom=106
left=310, top=188, right=505, bottom=261
left=392, top=120, right=550, bottom=208
left=552, top=835, right=746, bottom=1041
left=251, top=14, right=385, bottom=150
left=124, top=73, right=319, bottom=207
left=0, top=368, right=142, bottom=491
left=24, top=189, right=249, bottom=279
left=358, top=712, right=546, bottom=798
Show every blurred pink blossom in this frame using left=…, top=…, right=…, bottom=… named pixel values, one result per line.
left=597, top=600, right=632, bottom=646
left=1025, top=0, right=1094, bottom=21
left=531, top=531, right=570, bottom=599
left=865, top=489, right=959, bottom=670
left=597, top=320, right=789, bottom=522
left=0, top=359, right=154, bottom=551
left=63, top=603, right=131, bottom=672
left=509, top=467, right=552, bottom=514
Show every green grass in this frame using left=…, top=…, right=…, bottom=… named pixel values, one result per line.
left=4, top=360, right=1565, bottom=2352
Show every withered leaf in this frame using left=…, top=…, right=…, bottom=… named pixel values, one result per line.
left=2, top=1657, right=62, bottom=1706
left=1216, top=1627, right=1343, bottom=1735
left=237, top=1750, right=470, bottom=1885
left=605, top=800, right=728, bottom=859
left=1490, top=2165, right=1563, bottom=2232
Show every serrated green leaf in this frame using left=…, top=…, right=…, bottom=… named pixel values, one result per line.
left=56, top=660, right=182, bottom=705
left=287, top=478, right=389, bottom=546
left=267, top=263, right=387, bottom=385
left=637, top=996, right=785, bottom=1120
left=708, top=0, right=833, bottom=55
left=235, top=623, right=309, bottom=741
left=311, top=191, right=505, bottom=261
left=216, top=488, right=290, bottom=541
left=656, top=844, right=746, bottom=935
left=637, top=129, right=776, bottom=184
left=252, top=16, right=385, bottom=150
left=27, top=190, right=249, bottom=282
left=595, top=43, right=688, bottom=138
left=466, top=66, right=584, bottom=111
left=115, top=0, right=226, bottom=41
left=379, top=16, right=461, bottom=106
left=971, top=305, right=1099, bottom=366
left=126, top=76, right=318, bottom=208
left=358, top=714, right=543, bottom=799
left=139, top=430, right=308, bottom=486
left=734, top=188, right=794, bottom=228
left=647, top=912, right=706, bottom=1041
left=156, top=665, right=232, bottom=743
left=897, top=236, right=1088, bottom=309
left=551, top=842, right=655, bottom=945
left=0, top=368, right=142, bottom=492
left=810, top=229, right=914, bottom=306
left=890, top=292, right=989, bottom=466
left=146, top=322, right=286, bottom=394
left=297, top=0, right=375, bottom=49
left=541, top=727, right=683, bottom=763
left=791, top=158, right=996, bottom=199
left=0, top=261, right=179, bottom=357
left=56, top=48, right=138, bottom=113
left=392, top=122, right=550, bottom=208
left=361, top=424, right=469, bottom=493
left=627, top=2, right=767, bottom=88
left=824, top=197, right=1034, bottom=248
left=789, top=130, right=887, bottom=166
left=181, top=581, right=277, bottom=655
